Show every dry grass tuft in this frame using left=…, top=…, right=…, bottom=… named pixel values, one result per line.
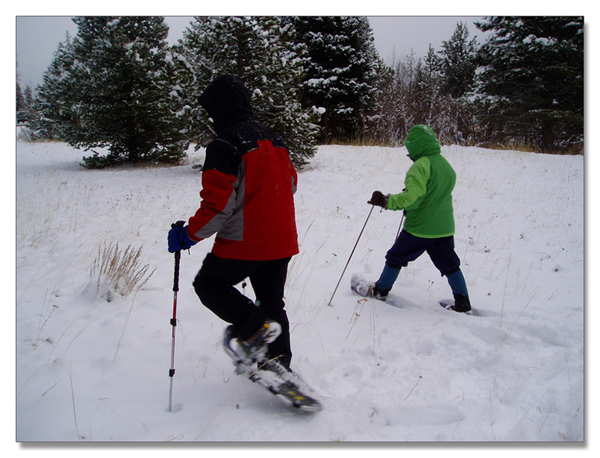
left=90, top=242, right=155, bottom=299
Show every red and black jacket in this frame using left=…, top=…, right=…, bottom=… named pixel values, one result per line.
left=186, top=75, right=299, bottom=261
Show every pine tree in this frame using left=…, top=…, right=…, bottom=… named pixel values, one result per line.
left=435, top=24, right=479, bottom=145
left=289, top=16, right=380, bottom=142
left=367, top=60, right=399, bottom=145
left=475, top=16, right=583, bottom=153
left=38, top=17, right=188, bottom=168
left=438, top=22, right=479, bottom=98
left=415, top=46, right=445, bottom=127
left=16, top=83, right=26, bottom=112
left=16, top=83, right=34, bottom=126
left=173, top=16, right=319, bottom=168
left=35, top=32, right=75, bottom=139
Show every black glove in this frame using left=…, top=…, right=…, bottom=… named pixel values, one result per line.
left=368, top=191, right=389, bottom=208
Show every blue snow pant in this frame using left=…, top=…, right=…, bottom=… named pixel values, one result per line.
left=376, top=229, right=468, bottom=296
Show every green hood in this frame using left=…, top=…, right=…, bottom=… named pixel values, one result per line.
left=404, top=125, right=441, bottom=161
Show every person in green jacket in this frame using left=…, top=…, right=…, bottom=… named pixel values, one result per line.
left=365, top=124, right=471, bottom=313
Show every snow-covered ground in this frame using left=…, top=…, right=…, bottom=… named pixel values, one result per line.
left=15, top=134, right=585, bottom=444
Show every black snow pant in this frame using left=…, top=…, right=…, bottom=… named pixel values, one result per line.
left=385, top=229, right=460, bottom=275
left=193, top=253, right=292, bottom=368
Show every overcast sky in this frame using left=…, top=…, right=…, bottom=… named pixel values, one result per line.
left=16, top=16, right=490, bottom=89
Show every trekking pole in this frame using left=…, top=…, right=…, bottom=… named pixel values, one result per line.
left=168, top=221, right=185, bottom=412
left=327, top=205, right=375, bottom=307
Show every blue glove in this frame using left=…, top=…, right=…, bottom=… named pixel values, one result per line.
left=168, top=224, right=197, bottom=253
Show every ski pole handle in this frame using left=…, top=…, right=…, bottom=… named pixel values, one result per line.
left=171, top=221, right=185, bottom=293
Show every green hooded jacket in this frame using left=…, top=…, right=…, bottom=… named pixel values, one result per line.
left=386, top=125, right=456, bottom=238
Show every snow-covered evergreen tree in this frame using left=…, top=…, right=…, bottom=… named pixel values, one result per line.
left=16, top=83, right=26, bottom=112
left=16, top=82, right=37, bottom=127
left=35, top=31, right=76, bottom=139
left=438, top=22, right=479, bottom=99
left=173, top=16, right=319, bottom=168
left=289, top=16, right=380, bottom=142
left=434, top=23, right=479, bottom=145
left=415, top=46, right=445, bottom=128
left=367, top=60, right=399, bottom=145
left=38, top=17, right=188, bottom=168
left=475, top=16, right=583, bottom=153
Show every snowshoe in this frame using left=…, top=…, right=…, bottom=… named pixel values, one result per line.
left=222, top=321, right=281, bottom=371
left=350, top=273, right=389, bottom=301
left=250, top=360, right=323, bottom=413
left=223, top=325, right=322, bottom=413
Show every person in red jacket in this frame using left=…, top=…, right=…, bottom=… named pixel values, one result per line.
left=168, top=75, right=299, bottom=370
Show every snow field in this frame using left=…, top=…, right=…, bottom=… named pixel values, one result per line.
left=16, top=137, right=584, bottom=442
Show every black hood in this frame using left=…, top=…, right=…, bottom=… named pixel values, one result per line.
left=198, top=74, right=254, bottom=133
